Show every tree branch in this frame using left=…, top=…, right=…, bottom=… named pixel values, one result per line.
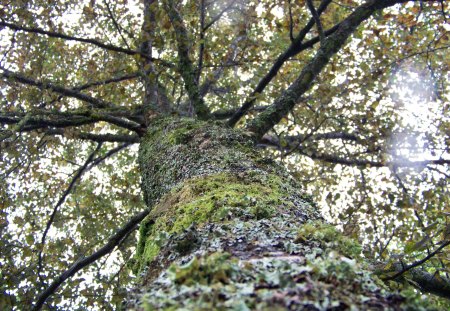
left=288, top=0, right=295, bottom=42
left=298, top=150, right=450, bottom=168
left=163, top=0, right=210, bottom=119
left=0, top=109, right=142, bottom=134
left=90, top=112, right=142, bottom=133
left=202, top=0, right=238, bottom=32
left=227, top=0, right=333, bottom=127
left=245, top=0, right=430, bottom=139
left=87, top=143, right=133, bottom=170
left=103, top=0, right=131, bottom=49
left=0, top=21, right=143, bottom=59
left=32, top=209, right=152, bottom=311
left=259, top=132, right=359, bottom=148
left=306, top=0, right=325, bottom=45
left=196, top=0, right=206, bottom=84
left=382, top=240, right=450, bottom=298
left=0, top=112, right=96, bottom=131
left=0, top=68, right=115, bottom=109
left=37, top=143, right=103, bottom=284
left=73, top=73, right=139, bottom=91
left=44, top=129, right=140, bottom=143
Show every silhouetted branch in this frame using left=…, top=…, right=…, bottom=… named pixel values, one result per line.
left=202, top=0, right=238, bottom=32
left=299, top=150, right=450, bottom=168
left=87, top=143, right=133, bottom=170
left=245, top=0, right=431, bottom=138
left=44, top=129, right=140, bottom=143
left=74, top=73, right=139, bottom=91
left=1, top=21, right=142, bottom=58
left=383, top=241, right=450, bottom=296
left=32, top=208, right=152, bottom=311
left=37, top=143, right=103, bottom=284
left=288, top=0, right=295, bottom=42
left=306, top=0, right=325, bottom=45
left=103, top=0, right=131, bottom=49
left=0, top=68, right=115, bottom=109
left=227, top=0, right=333, bottom=127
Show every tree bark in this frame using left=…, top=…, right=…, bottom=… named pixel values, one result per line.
left=129, top=118, right=427, bottom=310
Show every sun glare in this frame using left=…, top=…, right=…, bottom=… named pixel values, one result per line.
left=388, top=65, right=444, bottom=162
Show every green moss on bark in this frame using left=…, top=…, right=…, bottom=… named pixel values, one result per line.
left=140, top=248, right=438, bottom=311
left=296, top=221, right=362, bottom=259
left=138, top=117, right=261, bottom=206
left=135, top=170, right=306, bottom=272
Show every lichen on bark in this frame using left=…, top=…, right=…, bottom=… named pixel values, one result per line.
left=130, top=117, right=436, bottom=310
left=135, top=117, right=318, bottom=275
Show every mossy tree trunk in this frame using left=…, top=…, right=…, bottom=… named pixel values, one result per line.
left=129, top=117, right=420, bottom=310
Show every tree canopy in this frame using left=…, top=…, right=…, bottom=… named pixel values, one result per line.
left=0, top=0, right=449, bottom=309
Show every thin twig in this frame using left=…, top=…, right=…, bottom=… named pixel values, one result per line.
left=306, top=0, right=325, bottom=45
left=103, top=0, right=131, bottom=49
left=202, top=0, right=238, bottom=32
left=74, top=73, right=139, bottom=91
left=288, top=0, right=295, bottom=42
left=87, top=143, right=133, bottom=170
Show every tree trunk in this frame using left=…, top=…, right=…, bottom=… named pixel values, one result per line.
left=128, top=117, right=418, bottom=310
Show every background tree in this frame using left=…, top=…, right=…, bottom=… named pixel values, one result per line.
left=0, top=0, right=449, bottom=309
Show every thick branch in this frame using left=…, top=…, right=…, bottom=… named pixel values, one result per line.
left=385, top=241, right=450, bottom=281
left=0, top=109, right=142, bottom=134
left=139, top=0, right=173, bottom=118
left=163, top=0, right=210, bottom=119
left=196, top=0, right=206, bottom=83
left=211, top=106, right=267, bottom=120
left=227, top=0, right=333, bottom=126
left=245, top=0, right=430, bottom=139
left=259, top=132, right=359, bottom=148
left=91, top=113, right=142, bottom=133
left=0, top=113, right=96, bottom=131
left=404, top=266, right=450, bottom=299
left=32, top=209, right=152, bottom=311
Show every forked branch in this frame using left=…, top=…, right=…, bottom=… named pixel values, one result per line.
left=163, top=0, right=211, bottom=119
left=245, top=0, right=434, bottom=139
